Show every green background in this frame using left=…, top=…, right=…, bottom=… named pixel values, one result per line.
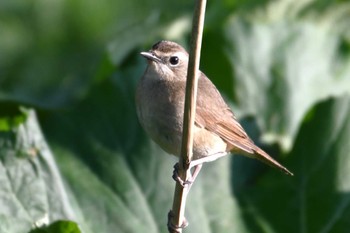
left=1, top=0, right=350, bottom=232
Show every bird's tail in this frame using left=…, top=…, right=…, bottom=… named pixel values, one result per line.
left=252, top=146, right=293, bottom=176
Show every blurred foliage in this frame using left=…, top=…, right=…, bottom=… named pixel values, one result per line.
left=29, top=221, right=81, bottom=233
left=1, top=0, right=350, bottom=232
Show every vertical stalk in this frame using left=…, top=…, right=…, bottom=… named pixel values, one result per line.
left=168, top=0, right=207, bottom=232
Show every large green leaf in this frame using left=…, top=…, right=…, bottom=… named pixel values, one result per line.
left=236, top=95, right=350, bottom=233
left=224, top=1, right=350, bottom=150
left=0, top=108, right=76, bottom=232
left=39, top=72, right=249, bottom=233
left=2, top=88, right=350, bottom=233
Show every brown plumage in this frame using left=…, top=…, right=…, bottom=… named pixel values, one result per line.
left=137, top=40, right=293, bottom=176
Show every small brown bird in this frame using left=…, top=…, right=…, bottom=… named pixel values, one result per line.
left=136, top=40, right=293, bottom=184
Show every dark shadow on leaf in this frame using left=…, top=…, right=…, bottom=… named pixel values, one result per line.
left=232, top=96, right=350, bottom=233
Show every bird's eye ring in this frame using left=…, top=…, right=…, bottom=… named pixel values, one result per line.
left=169, top=56, right=179, bottom=66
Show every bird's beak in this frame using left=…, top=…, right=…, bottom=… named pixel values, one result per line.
left=140, top=51, right=162, bottom=63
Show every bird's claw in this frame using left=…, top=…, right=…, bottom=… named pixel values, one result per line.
left=172, top=163, right=193, bottom=188
left=167, top=210, right=189, bottom=233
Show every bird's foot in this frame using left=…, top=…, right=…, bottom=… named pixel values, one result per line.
left=172, top=163, right=193, bottom=188
left=167, top=210, right=189, bottom=233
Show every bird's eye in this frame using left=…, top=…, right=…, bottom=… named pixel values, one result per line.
left=169, top=56, right=179, bottom=66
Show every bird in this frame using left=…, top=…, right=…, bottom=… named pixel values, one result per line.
left=136, top=40, right=293, bottom=185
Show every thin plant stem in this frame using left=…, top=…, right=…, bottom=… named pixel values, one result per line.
left=168, top=0, right=207, bottom=232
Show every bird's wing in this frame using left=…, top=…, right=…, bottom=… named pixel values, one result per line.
left=194, top=72, right=293, bottom=176
left=195, top=72, right=255, bottom=154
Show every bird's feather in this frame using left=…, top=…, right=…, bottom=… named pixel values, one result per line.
left=195, top=72, right=255, bottom=153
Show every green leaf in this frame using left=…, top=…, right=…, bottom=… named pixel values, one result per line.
left=237, top=95, right=350, bottom=233
left=0, top=105, right=27, bottom=131
left=0, top=108, right=76, bottom=232
left=29, top=220, right=81, bottom=233
left=224, top=2, right=350, bottom=150
left=39, top=75, right=250, bottom=233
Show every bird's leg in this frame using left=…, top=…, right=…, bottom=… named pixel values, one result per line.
left=172, top=163, right=203, bottom=189
left=172, top=163, right=183, bottom=185
left=188, top=164, right=202, bottom=186
left=188, top=152, right=228, bottom=168
left=172, top=152, right=227, bottom=188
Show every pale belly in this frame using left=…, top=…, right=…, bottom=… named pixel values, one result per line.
left=137, top=101, right=227, bottom=160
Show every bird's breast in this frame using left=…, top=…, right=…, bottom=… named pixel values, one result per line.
left=136, top=78, right=185, bottom=155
